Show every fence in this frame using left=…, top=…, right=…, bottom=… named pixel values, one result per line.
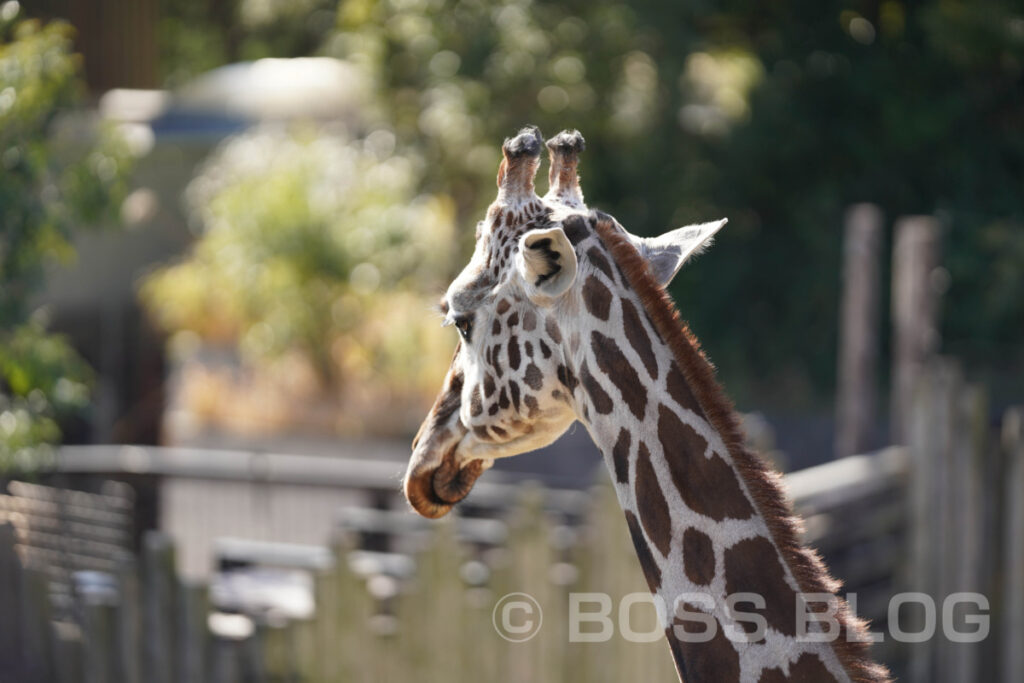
left=0, top=452, right=906, bottom=682
left=1, top=362, right=1021, bottom=682
left=903, top=359, right=1024, bottom=683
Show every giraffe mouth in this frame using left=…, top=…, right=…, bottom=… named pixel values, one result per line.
left=404, top=445, right=485, bottom=519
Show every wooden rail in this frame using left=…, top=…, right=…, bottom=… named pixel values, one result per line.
left=3, top=366, right=1022, bottom=682
left=0, top=442, right=918, bottom=683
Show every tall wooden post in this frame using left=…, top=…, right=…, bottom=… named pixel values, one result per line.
left=0, top=523, right=22, bottom=679
left=835, top=203, right=883, bottom=458
left=142, top=531, right=178, bottom=683
left=890, top=216, right=943, bottom=444
left=1003, top=408, right=1024, bottom=683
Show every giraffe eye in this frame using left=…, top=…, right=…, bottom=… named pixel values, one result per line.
left=454, top=315, right=474, bottom=342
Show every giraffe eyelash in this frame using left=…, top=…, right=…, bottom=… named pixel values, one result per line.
left=431, top=296, right=449, bottom=318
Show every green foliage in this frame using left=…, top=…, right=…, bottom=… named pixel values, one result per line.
left=0, top=13, right=131, bottom=465
left=326, top=0, right=1024, bottom=406
left=141, top=125, right=456, bottom=391
left=158, top=0, right=1024, bottom=407
left=159, top=0, right=339, bottom=87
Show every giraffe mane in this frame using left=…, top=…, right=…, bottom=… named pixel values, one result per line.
left=590, top=213, right=892, bottom=683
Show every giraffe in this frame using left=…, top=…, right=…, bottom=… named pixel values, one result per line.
left=403, top=126, right=890, bottom=683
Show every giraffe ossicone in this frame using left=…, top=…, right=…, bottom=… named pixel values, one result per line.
left=404, top=126, right=890, bottom=683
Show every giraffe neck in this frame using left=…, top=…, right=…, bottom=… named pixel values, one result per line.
left=563, top=216, right=888, bottom=683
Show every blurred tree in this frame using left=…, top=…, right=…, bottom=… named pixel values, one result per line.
left=156, top=0, right=1024, bottom=408
left=160, top=0, right=339, bottom=87
left=0, top=11, right=132, bottom=467
left=140, top=125, right=458, bottom=433
left=326, top=0, right=1024, bottom=406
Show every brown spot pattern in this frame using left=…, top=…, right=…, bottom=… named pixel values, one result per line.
left=757, top=668, right=789, bottom=683
left=789, top=653, right=839, bottom=682
left=582, top=275, right=612, bottom=321
left=545, top=317, right=562, bottom=343
left=657, top=405, right=754, bottom=521
left=522, top=310, right=537, bottom=331
left=507, top=336, right=521, bottom=370
left=667, top=362, right=702, bottom=414
left=509, top=381, right=521, bottom=412
left=724, top=536, right=799, bottom=637
left=491, top=344, right=503, bottom=378
left=523, top=363, right=543, bottom=391
left=587, top=246, right=614, bottom=280
left=579, top=361, right=613, bottom=414
left=682, top=528, right=715, bottom=586
left=469, top=386, right=482, bottom=417
left=496, top=299, right=511, bottom=315
left=523, top=395, right=539, bottom=417
left=429, top=370, right=463, bottom=429
left=591, top=331, right=647, bottom=420
left=634, top=441, right=671, bottom=557
left=556, top=364, right=578, bottom=392
left=759, top=653, right=838, bottom=682
left=669, top=616, right=741, bottom=683
left=562, top=214, right=589, bottom=245
left=622, top=299, right=658, bottom=379
left=611, top=428, right=631, bottom=484
left=624, top=510, right=661, bottom=592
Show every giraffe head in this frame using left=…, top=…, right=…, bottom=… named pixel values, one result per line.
left=404, top=126, right=726, bottom=518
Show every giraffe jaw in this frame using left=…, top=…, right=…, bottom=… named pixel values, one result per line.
left=404, top=444, right=486, bottom=519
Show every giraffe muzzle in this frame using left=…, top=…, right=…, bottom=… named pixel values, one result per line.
left=404, top=444, right=485, bottom=519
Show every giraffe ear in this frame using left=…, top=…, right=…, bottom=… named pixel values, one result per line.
left=517, top=226, right=578, bottom=300
left=633, top=218, right=728, bottom=286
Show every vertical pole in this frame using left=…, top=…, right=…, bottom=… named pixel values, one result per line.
left=21, top=565, right=55, bottom=682
left=178, top=581, right=209, bottom=683
left=943, top=384, right=986, bottom=682
left=1003, top=408, right=1024, bottom=683
left=142, top=531, right=178, bottom=683
left=835, top=203, right=883, bottom=458
left=0, top=522, right=24, bottom=680
left=117, top=557, right=142, bottom=683
left=906, top=359, right=958, bottom=683
left=79, top=572, right=119, bottom=683
left=890, top=216, right=943, bottom=443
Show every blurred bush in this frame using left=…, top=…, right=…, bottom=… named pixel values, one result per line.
left=0, top=11, right=132, bottom=467
left=155, top=0, right=1024, bottom=409
left=322, top=0, right=1024, bottom=406
left=140, top=125, right=458, bottom=435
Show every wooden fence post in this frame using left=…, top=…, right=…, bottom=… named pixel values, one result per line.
left=142, top=531, right=178, bottom=683
left=943, top=383, right=986, bottom=682
left=178, top=581, right=209, bottom=683
left=905, top=359, right=958, bottom=682
left=890, top=216, right=943, bottom=444
left=52, top=621, right=84, bottom=683
left=117, top=557, right=142, bottom=683
left=835, top=203, right=883, bottom=459
left=78, top=572, right=119, bottom=683
left=21, top=563, right=55, bottom=682
left=0, top=522, right=25, bottom=681
left=1003, top=408, right=1024, bottom=683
